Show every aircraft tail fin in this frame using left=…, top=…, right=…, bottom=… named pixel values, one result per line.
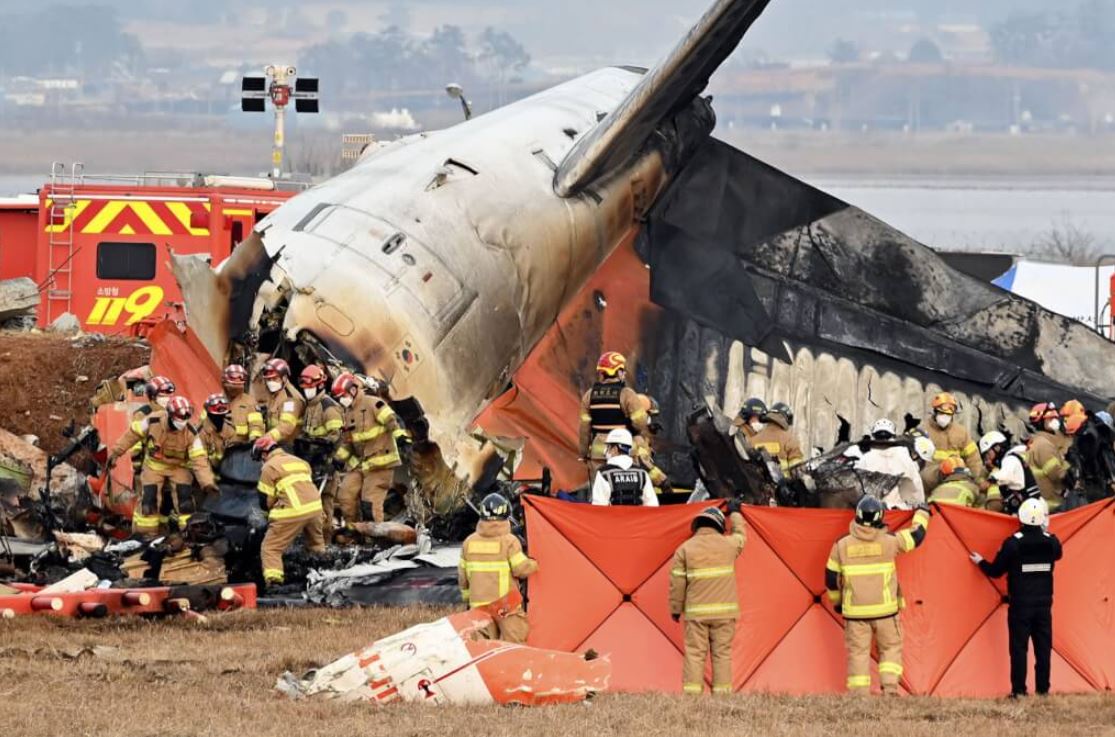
left=553, top=0, right=772, bottom=197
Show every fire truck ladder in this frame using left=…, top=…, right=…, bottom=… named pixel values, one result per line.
left=45, top=161, right=84, bottom=323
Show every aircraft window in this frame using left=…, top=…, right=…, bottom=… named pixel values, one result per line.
left=96, top=242, right=156, bottom=280
left=402, top=254, right=416, bottom=266
left=382, top=232, right=406, bottom=255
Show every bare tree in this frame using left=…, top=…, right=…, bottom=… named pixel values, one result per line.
left=1030, top=213, right=1102, bottom=266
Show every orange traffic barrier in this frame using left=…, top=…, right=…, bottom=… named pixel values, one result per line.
left=0, top=583, right=257, bottom=618
left=523, top=496, right=1115, bottom=696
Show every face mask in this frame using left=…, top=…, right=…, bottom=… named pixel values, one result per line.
left=266, top=380, right=283, bottom=393
left=749, top=420, right=765, bottom=433
left=1047, top=419, right=1062, bottom=433
left=156, top=396, right=170, bottom=408
left=172, top=419, right=188, bottom=431
left=304, top=387, right=318, bottom=400
left=340, top=395, right=354, bottom=408
left=935, top=414, right=952, bottom=429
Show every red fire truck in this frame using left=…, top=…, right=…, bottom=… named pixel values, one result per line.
left=0, top=163, right=298, bottom=333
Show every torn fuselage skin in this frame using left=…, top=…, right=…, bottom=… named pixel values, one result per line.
left=178, top=67, right=715, bottom=503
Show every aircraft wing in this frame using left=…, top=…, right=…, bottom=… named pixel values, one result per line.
left=554, top=0, right=773, bottom=196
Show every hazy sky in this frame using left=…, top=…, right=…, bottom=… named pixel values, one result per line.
left=34, top=0, right=1059, bottom=67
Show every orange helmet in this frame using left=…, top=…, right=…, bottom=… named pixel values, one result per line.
left=931, top=392, right=958, bottom=415
left=1065, top=412, right=1088, bottom=436
left=1029, top=402, right=1059, bottom=427
left=166, top=396, right=193, bottom=422
left=261, top=358, right=290, bottom=380
left=939, top=458, right=966, bottom=477
left=596, top=351, right=626, bottom=378
left=251, top=436, right=278, bottom=461
left=1060, top=399, right=1085, bottom=419
left=222, top=364, right=248, bottom=387
left=203, top=393, right=230, bottom=416
left=299, top=365, right=328, bottom=389
left=331, top=372, right=360, bottom=399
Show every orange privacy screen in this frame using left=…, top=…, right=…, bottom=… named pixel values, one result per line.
left=523, top=496, right=1115, bottom=695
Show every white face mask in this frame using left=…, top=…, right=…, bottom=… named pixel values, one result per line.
left=304, top=387, right=318, bottom=400
left=266, top=380, right=283, bottom=393
left=340, top=395, right=354, bottom=408
left=156, top=396, right=170, bottom=408
left=1047, top=418, right=1062, bottom=433
left=171, top=419, right=188, bottom=431
left=935, top=414, right=952, bottom=429
left=749, top=420, right=765, bottom=433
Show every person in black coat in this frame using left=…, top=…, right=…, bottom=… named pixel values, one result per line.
left=970, top=497, right=1063, bottom=698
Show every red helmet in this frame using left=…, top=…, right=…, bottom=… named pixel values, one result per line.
left=166, top=396, right=193, bottom=422
left=1029, top=402, right=1059, bottom=427
left=145, top=375, right=176, bottom=400
left=596, top=351, right=626, bottom=378
left=251, top=436, right=278, bottom=461
left=261, top=358, right=290, bottom=381
left=222, top=364, right=248, bottom=386
left=331, top=372, right=359, bottom=399
left=204, top=393, right=230, bottom=416
left=299, top=365, right=328, bottom=389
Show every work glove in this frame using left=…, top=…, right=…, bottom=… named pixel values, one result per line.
left=671, top=613, right=681, bottom=623
left=726, top=499, right=742, bottom=515
left=969, top=551, right=984, bottom=565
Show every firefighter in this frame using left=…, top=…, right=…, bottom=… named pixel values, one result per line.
left=333, top=372, right=401, bottom=525
left=633, top=393, right=671, bottom=494
left=221, top=364, right=264, bottom=445
left=751, top=401, right=805, bottom=473
left=852, top=419, right=925, bottom=509
left=1026, top=402, right=1071, bottom=512
left=123, top=376, right=177, bottom=496
left=260, top=358, right=304, bottom=446
left=927, top=459, right=980, bottom=507
left=980, top=431, right=1035, bottom=514
left=197, top=393, right=235, bottom=473
left=458, top=493, right=538, bottom=643
left=924, top=392, right=985, bottom=490
left=1058, top=399, right=1086, bottom=456
left=254, top=436, right=326, bottom=587
left=578, top=351, right=648, bottom=481
left=590, top=428, right=658, bottom=506
left=908, top=430, right=938, bottom=491
left=826, top=496, right=930, bottom=695
left=732, top=397, right=768, bottom=442
left=295, top=365, right=344, bottom=543
left=970, top=498, right=1062, bottom=698
left=109, top=396, right=216, bottom=537
left=669, top=503, right=746, bottom=695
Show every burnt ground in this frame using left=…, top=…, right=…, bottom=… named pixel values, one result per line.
left=0, top=332, right=148, bottom=456
left=1, top=607, right=1113, bottom=737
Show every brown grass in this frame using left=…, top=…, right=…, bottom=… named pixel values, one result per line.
left=2, top=606, right=1114, bottom=737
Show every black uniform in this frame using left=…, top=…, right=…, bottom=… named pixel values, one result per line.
left=978, top=525, right=1063, bottom=696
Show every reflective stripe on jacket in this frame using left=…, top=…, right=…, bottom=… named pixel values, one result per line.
left=457, top=519, right=537, bottom=607
left=257, top=449, right=323, bottom=521
left=825, top=509, right=929, bottom=619
left=669, top=511, right=746, bottom=621
left=928, top=476, right=978, bottom=507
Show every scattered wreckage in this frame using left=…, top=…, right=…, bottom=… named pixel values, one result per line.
left=277, top=595, right=609, bottom=706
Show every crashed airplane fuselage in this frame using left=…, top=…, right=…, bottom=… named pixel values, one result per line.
left=176, top=0, right=1115, bottom=491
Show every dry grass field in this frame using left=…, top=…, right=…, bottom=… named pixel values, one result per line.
left=2, top=606, right=1114, bottom=737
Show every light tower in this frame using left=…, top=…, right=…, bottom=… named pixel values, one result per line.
left=241, top=65, right=319, bottom=179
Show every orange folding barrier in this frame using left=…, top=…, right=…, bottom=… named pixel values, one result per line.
left=523, top=496, right=1115, bottom=696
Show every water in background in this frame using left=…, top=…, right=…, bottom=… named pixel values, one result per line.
left=814, top=176, right=1115, bottom=255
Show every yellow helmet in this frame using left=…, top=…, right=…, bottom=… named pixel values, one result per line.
left=931, top=392, right=958, bottom=415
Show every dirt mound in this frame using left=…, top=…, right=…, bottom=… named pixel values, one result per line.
left=0, top=332, right=148, bottom=456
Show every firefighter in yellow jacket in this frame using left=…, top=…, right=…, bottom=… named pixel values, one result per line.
left=924, top=392, right=984, bottom=489
left=197, top=393, right=237, bottom=472
left=826, top=496, right=930, bottom=695
left=332, top=372, right=401, bottom=525
left=259, top=358, right=305, bottom=445
left=927, top=459, right=981, bottom=507
left=669, top=502, right=747, bottom=695
left=221, top=364, right=264, bottom=445
left=254, top=437, right=326, bottom=586
left=296, top=365, right=344, bottom=543
left=1026, top=402, right=1071, bottom=511
left=751, top=401, right=805, bottom=473
left=109, top=396, right=217, bottom=537
left=458, top=493, right=538, bottom=643
left=633, top=393, right=670, bottom=494
left=579, top=352, right=648, bottom=480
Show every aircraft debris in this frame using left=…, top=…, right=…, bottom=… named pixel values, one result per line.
left=0, top=277, right=39, bottom=327
left=276, top=599, right=609, bottom=706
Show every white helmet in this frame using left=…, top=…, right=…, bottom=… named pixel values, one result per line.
left=870, top=418, right=897, bottom=439
left=978, top=431, right=1008, bottom=456
left=605, top=428, right=634, bottom=449
left=913, top=436, right=936, bottom=463
left=1018, top=497, right=1049, bottom=527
